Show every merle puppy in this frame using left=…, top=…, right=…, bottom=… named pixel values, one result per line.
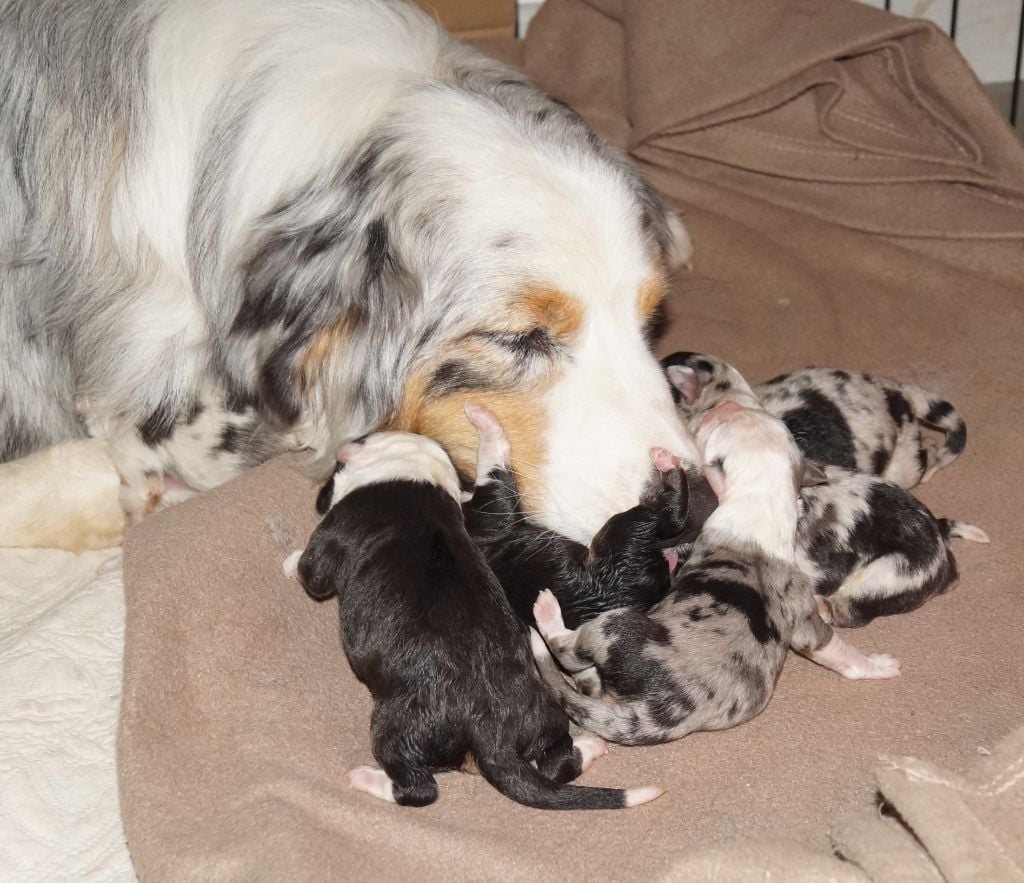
left=531, top=401, right=899, bottom=747
left=797, top=465, right=989, bottom=628
left=461, top=404, right=715, bottom=630
left=283, top=430, right=661, bottom=810
left=663, top=353, right=966, bottom=488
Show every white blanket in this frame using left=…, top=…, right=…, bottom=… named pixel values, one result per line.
left=0, top=547, right=135, bottom=882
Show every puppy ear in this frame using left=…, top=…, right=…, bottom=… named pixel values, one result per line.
left=298, top=539, right=342, bottom=600
left=315, top=469, right=338, bottom=515
left=705, top=462, right=727, bottom=500
left=800, top=460, right=829, bottom=488
left=666, top=364, right=705, bottom=406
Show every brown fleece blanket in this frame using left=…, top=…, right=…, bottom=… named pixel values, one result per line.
left=119, top=1, right=1024, bottom=879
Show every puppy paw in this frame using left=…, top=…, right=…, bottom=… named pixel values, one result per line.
left=863, top=652, right=901, bottom=679
left=347, top=765, right=395, bottom=803
left=282, top=549, right=303, bottom=581
left=842, top=653, right=901, bottom=680
left=533, top=589, right=567, bottom=638
left=573, top=735, right=608, bottom=773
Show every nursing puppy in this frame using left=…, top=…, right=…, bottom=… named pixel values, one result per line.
left=462, top=404, right=715, bottom=629
left=663, top=353, right=965, bottom=488
left=798, top=466, right=989, bottom=628
left=284, top=431, right=662, bottom=809
left=531, top=402, right=899, bottom=747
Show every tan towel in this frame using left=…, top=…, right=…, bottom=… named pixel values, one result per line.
left=119, top=1, right=1024, bottom=879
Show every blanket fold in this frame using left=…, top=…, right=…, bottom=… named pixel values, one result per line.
left=525, top=0, right=1024, bottom=236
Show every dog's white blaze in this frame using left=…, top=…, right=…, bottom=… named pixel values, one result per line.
left=541, top=319, right=698, bottom=544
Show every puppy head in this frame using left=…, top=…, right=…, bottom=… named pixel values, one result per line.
left=315, top=431, right=461, bottom=513
left=694, top=401, right=822, bottom=556
left=662, top=352, right=761, bottom=419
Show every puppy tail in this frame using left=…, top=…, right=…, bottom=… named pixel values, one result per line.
left=903, top=386, right=967, bottom=481
left=474, top=747, right=662, bottom=811
left=529, top=630, right=655, bottom=749
left=940, top=519, right=990, bottom=545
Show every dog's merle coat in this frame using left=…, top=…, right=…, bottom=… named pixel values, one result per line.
left=797, top=465, right=988, bottom=628
left=532, top=403, right=899, bottom=747
left=461, top=405, right=716, bottom=629
left=663, top=353, right=966, bottom=488
left=290, top=431, right=657, bottom=809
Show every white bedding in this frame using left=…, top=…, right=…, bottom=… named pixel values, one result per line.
left=0, top=547, right=136, bottom=882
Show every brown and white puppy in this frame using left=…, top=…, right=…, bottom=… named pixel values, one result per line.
left=1, top=0, right=694, bottom=549
left=531, top=402, right=899, bottom=747
left=283, top=430, right=663, bottom=809
left=663, top=353, right=965, bottom=488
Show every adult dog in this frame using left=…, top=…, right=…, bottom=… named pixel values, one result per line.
left=0, top=0, right=694, bottom=545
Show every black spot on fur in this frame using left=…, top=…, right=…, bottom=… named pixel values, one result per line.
left=924, top=400, right=953, bottom=423
left=138, top=404, right=177, bottom=447
left=364, top=218, right=395, bottom=286
left=427, top=361, right=495, bottom=397
left=884, top=389, right=912, bottom=426
left=691, top=577, right=780, bottom=644
left=479, top=327, right=557, bottom=359
left=872, top=448, right=890, bottom=474
left=218, top=424, right=241, bottom=454
left=780, top=389, right=857, bottom=469
left=945, top=425, right=966, bottom=455
left=917, top=446, right=929, bottom=475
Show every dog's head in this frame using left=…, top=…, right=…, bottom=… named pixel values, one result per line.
left=230, top=75, right=697, bottom=543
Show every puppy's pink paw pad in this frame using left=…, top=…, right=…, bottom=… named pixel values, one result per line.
left=533, top=589, right=565, bottom=635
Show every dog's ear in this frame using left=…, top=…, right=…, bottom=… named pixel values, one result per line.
left=315, top=468, right=340, bottom=515
left=800, top=460, right=829, bottom=488
left=298, top=537, right=342, bottom=600
left=665, top=364, right=705, bottom=406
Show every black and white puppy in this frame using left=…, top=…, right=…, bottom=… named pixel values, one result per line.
left=531, top=402, right=899, bottom=747
left=663, top=353, right=966, bottom=488
left=284, top=430, right=662, bottom=809
left=461, top=404, right=715, bottom=630
left=797, top=465, right=989, bottom=628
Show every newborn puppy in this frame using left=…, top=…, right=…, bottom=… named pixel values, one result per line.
left=531, top=401, right=899, bottom=747
left=284, top=430, right=661, bottom=809
left=798, top=465, right=989, bottom=627
left=663, top=353, right=966, bottom=488
left=462, top=404, right=714, bottom=630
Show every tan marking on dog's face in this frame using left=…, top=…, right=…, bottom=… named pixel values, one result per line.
left=391, top=369, right=550, bottom=511
left=517, top=285, right=583, bottom=339
left=636, top=275, right=665, bottom=321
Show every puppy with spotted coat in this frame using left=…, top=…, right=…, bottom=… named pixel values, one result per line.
left=283, top=427, right=662, bottom=809
left=462, top=404, right=715, bottom=630
left=531, top=401, right=898, bottom=747
left=662, top=352, right=988, bottom=626
left=663, top=352, right=966, bottom=488
left=797, top=466, right=988, bottom=627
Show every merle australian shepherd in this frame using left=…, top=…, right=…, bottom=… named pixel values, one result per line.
left=0, top=0, right=696, bottom=549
